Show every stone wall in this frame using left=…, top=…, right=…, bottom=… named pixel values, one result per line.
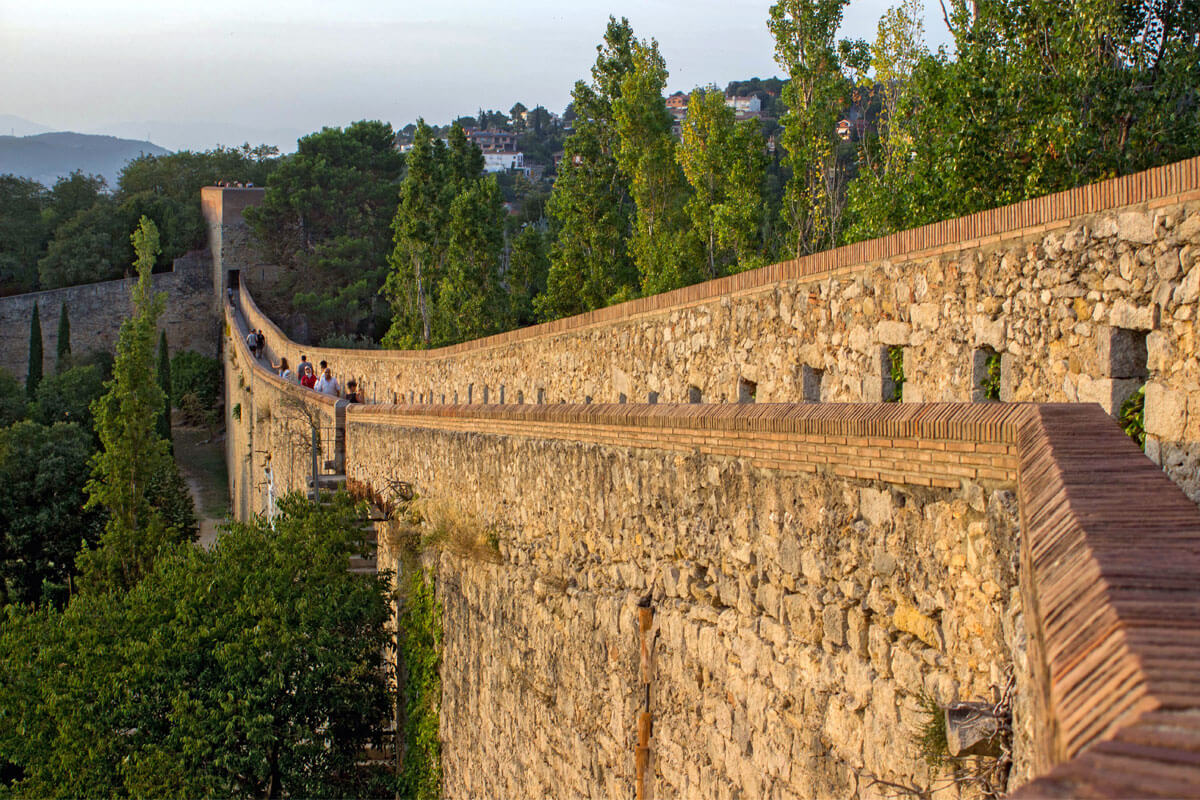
left=0, top=249, right=217, bottom=382
left=235, top=158, right=1200, bottom=504
left=346, top=410, right=1025, bottom=799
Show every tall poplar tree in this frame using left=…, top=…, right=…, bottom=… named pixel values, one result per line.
left=677, top=87, right=769, bottom=278
left=768, top=0, right=851, bottom=256
left=436, top=177, right=509, bottom=343
left=384, top=121, right=449, bottom=348
left=78, top=216, right=187, bottom=593
left=55, top=303, right=71, bottom=371
left=26, top=302, right=42, bottom=399
left=611, top=38, right=700, bottom=295
left=536, top=17, right=639, bottom=321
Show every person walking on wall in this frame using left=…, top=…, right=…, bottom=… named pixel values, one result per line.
left=315, top=367, right=340, bottom=397
left=245, top=329, right=258, bottom=358
left=256, top=330, right=266, bottom=359
left=273, top=357, right=294, bottom=382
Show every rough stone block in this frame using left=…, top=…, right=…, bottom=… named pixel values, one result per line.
left=858, top=488, right=893, bottom=527
left=1145, top=382, right=1187, bottom=441
left=1119, top=210, right=1155, bottom=244
left=972, top=315, right=1005, bottom=350
left=893, top=602, right=941, bottom=649
left=876, top=320, right=911, bottom=346
left=1177, top=212, right=1200, bottom=244
left=910, top=303, right=939, bottom=330
left=1076, top=375, right=1144, bottom=416
left=822, top=604, right=846, bottom=648
left=1109, top=300, right=1156, bottom=332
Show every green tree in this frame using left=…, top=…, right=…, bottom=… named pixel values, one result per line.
left=0, top=493, right=394, bottom=797
left=0, top=421, right=104, bottom=607
left=436, top=177, right=509, bottom=344
left=26, top=303, right=42, bottom=400
left=847, top=0, right=1200, bottom=238
left=0, top=370, right=26, bottom=428
left=384, top=121, right=451, bottom=348
left=29, top=363, right=106, bottom=436
left=0, top=175, right=48, bottom=293
left=507, top=225, right=550, bottom=327
left=677, top=87, right=769, bottom=278
left=612, top=38, right=701, bottom=295
left=55, top=303, right=70, bottom=371
left=768, top=0, right=852, bottom=255
left=537, top=17, right=639, bottom=321
left=156, top=330, right=172, bottom=447
left=77, top=217, right=189, bottom=593
left=37, top=199, right=127, bottom=289
left=246, top=122, right=401, bottom=341
left=44, top=171, right=106, bottom=232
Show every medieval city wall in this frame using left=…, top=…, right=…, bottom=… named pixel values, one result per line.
left=0, top=249, right=216, bottom=382
left=218, top=158, right=1200, bottom=798
left=234, top=158, right=1200, bottom=503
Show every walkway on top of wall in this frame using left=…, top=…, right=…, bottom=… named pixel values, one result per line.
left=226, top=293, right=1200, bottom=797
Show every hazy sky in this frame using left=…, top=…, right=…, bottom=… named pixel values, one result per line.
left=1, top=0, right=952, bottom=152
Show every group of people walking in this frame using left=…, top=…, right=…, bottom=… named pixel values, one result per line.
left=271, top=354, right=363, bottom=403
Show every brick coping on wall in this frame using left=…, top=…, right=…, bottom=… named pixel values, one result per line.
left=226, top=300, right=1200, bottom=796
left=234, top=155, right=1200, bottom=363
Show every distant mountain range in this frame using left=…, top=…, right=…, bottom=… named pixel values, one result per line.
left=0, top=131, right=170, bottom=188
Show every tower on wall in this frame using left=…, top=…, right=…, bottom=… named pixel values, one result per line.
left=200, top=186, right=269, bottom=306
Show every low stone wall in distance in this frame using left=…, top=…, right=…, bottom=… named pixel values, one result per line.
left=0, top=250, right=216, bottom=381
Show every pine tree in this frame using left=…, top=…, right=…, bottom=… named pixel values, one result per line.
left=78, top=216, right=186, bottom=593
left=612, top=38, right=701, bottom=295
left=55, top=303, right=71, bottom=372
left=536, top=17, right=639, bottom=321
left=156, top=330, right=172, bottom=448
left=26, top=303, right=42, bottom=399
left=677, top=88, right=769, bottom=278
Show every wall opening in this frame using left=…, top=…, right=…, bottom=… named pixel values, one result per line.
left=440, top=393, right=445, bottom=404
left=801, top=365, right=823, bottom=402
left=537, top=388, right=545, bottom=404
left=517, top=390, right=524, bottom=404
left=1103, top=326, right=1149, bottom=435
left=737, top=377, right=757, bottom=404
left=884, top=346, right=905, bottom=403
left=499, top=385, right=505, bottom=404
left=688, top=385, right=702, bottom=404
left=453, top=391, right=459, bottom=404
left=618, top=393, right=627, bottom=404
left=973, top=347, right=1002, bottom=402
left=409, top=390, right=415, bottom=404
left=467, top=384, right=473, bottom=404
left=482, top=385, right=489, bottom=404
left=647, top=391, right=659, bottom=404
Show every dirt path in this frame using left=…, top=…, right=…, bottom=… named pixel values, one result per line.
left=173, top=424, right=229, bottom=550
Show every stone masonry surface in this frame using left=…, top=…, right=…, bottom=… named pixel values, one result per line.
left=0, top=250, right=216, bottom=381
left=218, top=158, right=1200, bottom=798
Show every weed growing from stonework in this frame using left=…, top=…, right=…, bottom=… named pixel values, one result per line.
left=1119, top=384, right=1146, bottom=450
left=887, top=345, right=906, bottom=402
left=397, top=566, right=443, bottom=800
left=980, top=350, right=1002, bottom=401
left=915, top=691, right=949, bottom=769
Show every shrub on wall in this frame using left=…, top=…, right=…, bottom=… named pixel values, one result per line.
left=397, top=566, right=444, bottom=800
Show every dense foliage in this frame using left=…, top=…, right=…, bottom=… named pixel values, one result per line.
left=77, top=217, right=194, bottom=593
left=0, top=147, right=277, bottom=295
left=397, top=567, right=444, bottom=800
left=245, top=121, right=404, bottom=342
left=0, top=493, right=395, bottom=798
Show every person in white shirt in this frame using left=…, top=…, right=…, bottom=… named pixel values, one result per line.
left=314, top=368, right=340, bottom=397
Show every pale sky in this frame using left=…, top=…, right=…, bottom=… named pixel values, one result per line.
left=1, top=0, right=953, bottom=152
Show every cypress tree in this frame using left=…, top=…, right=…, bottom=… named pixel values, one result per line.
left=56, top=303, right=71, bottom=372
left=26, top=302, right=42, bottom=399
left=157, top=330, right=172, bottom=447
